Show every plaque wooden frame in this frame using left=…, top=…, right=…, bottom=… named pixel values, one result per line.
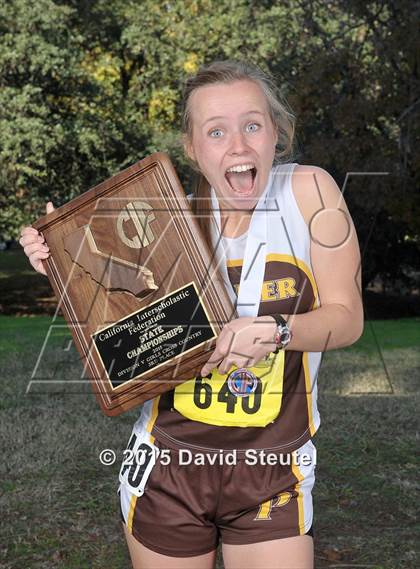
left=33, top=152, right=234, bottom=416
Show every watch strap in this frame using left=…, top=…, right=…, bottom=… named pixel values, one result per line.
left=272, top=313, right=288, bottom=328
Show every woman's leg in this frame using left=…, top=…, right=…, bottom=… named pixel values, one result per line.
left=123, top=523, right=217, bottom=569
left=222, top=534, right=313, bottom=569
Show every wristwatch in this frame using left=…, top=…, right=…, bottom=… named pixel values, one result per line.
left=272, top=314, right=292, bottom=351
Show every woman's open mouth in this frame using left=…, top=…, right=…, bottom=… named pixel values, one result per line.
left=224, top=164, right=257, bottom=196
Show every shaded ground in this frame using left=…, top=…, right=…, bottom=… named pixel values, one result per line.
left=0, top=249, right=58, bottom=316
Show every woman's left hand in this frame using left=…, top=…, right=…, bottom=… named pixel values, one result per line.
left=200, top=316, right=278, bottom=376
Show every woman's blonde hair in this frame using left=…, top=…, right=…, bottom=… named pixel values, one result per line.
left=180, top=60, right=296, bottom=244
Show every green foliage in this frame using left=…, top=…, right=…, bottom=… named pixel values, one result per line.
left=0, top=0, right=418, bottom=291
left=0, top=0, right=145, bottom=238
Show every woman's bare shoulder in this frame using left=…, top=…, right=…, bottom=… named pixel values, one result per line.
left=291, top=164, right=346, bottom=226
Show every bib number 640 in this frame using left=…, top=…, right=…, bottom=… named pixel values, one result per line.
left=193, top=375, right=262, bottom=414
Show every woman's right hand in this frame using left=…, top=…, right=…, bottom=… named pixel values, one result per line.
left=19, top=202, right=55, bottom=276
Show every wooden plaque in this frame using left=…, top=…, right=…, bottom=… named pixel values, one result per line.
left=33, top=152, right=234, bottom=416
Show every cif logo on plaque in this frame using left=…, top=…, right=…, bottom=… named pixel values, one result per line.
left=63, top=199, right=158, bottom=297
left=117, top=201, right=156, bottom=249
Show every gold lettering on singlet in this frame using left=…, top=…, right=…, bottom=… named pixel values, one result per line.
left=261, top=278, right=300, bottom=301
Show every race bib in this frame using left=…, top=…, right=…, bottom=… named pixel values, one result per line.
left=174, top=350, right=285, bottom=427
left=119, top=425, right=157, bottom=497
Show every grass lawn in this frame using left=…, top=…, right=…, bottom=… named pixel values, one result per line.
left=0, top=315, right=418, bottom=568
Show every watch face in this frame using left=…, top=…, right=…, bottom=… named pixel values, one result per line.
left=280, top=330, right=291, bottom=343
left=276, top=325, right=291, bottom=347
left=274, top=322, right=292, bottom=349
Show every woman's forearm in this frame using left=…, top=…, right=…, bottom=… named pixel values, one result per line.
left=279, top=303, right=364, bottom=353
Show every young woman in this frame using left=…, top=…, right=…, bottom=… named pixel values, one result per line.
left=19, top=60, right=363, bottom=569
